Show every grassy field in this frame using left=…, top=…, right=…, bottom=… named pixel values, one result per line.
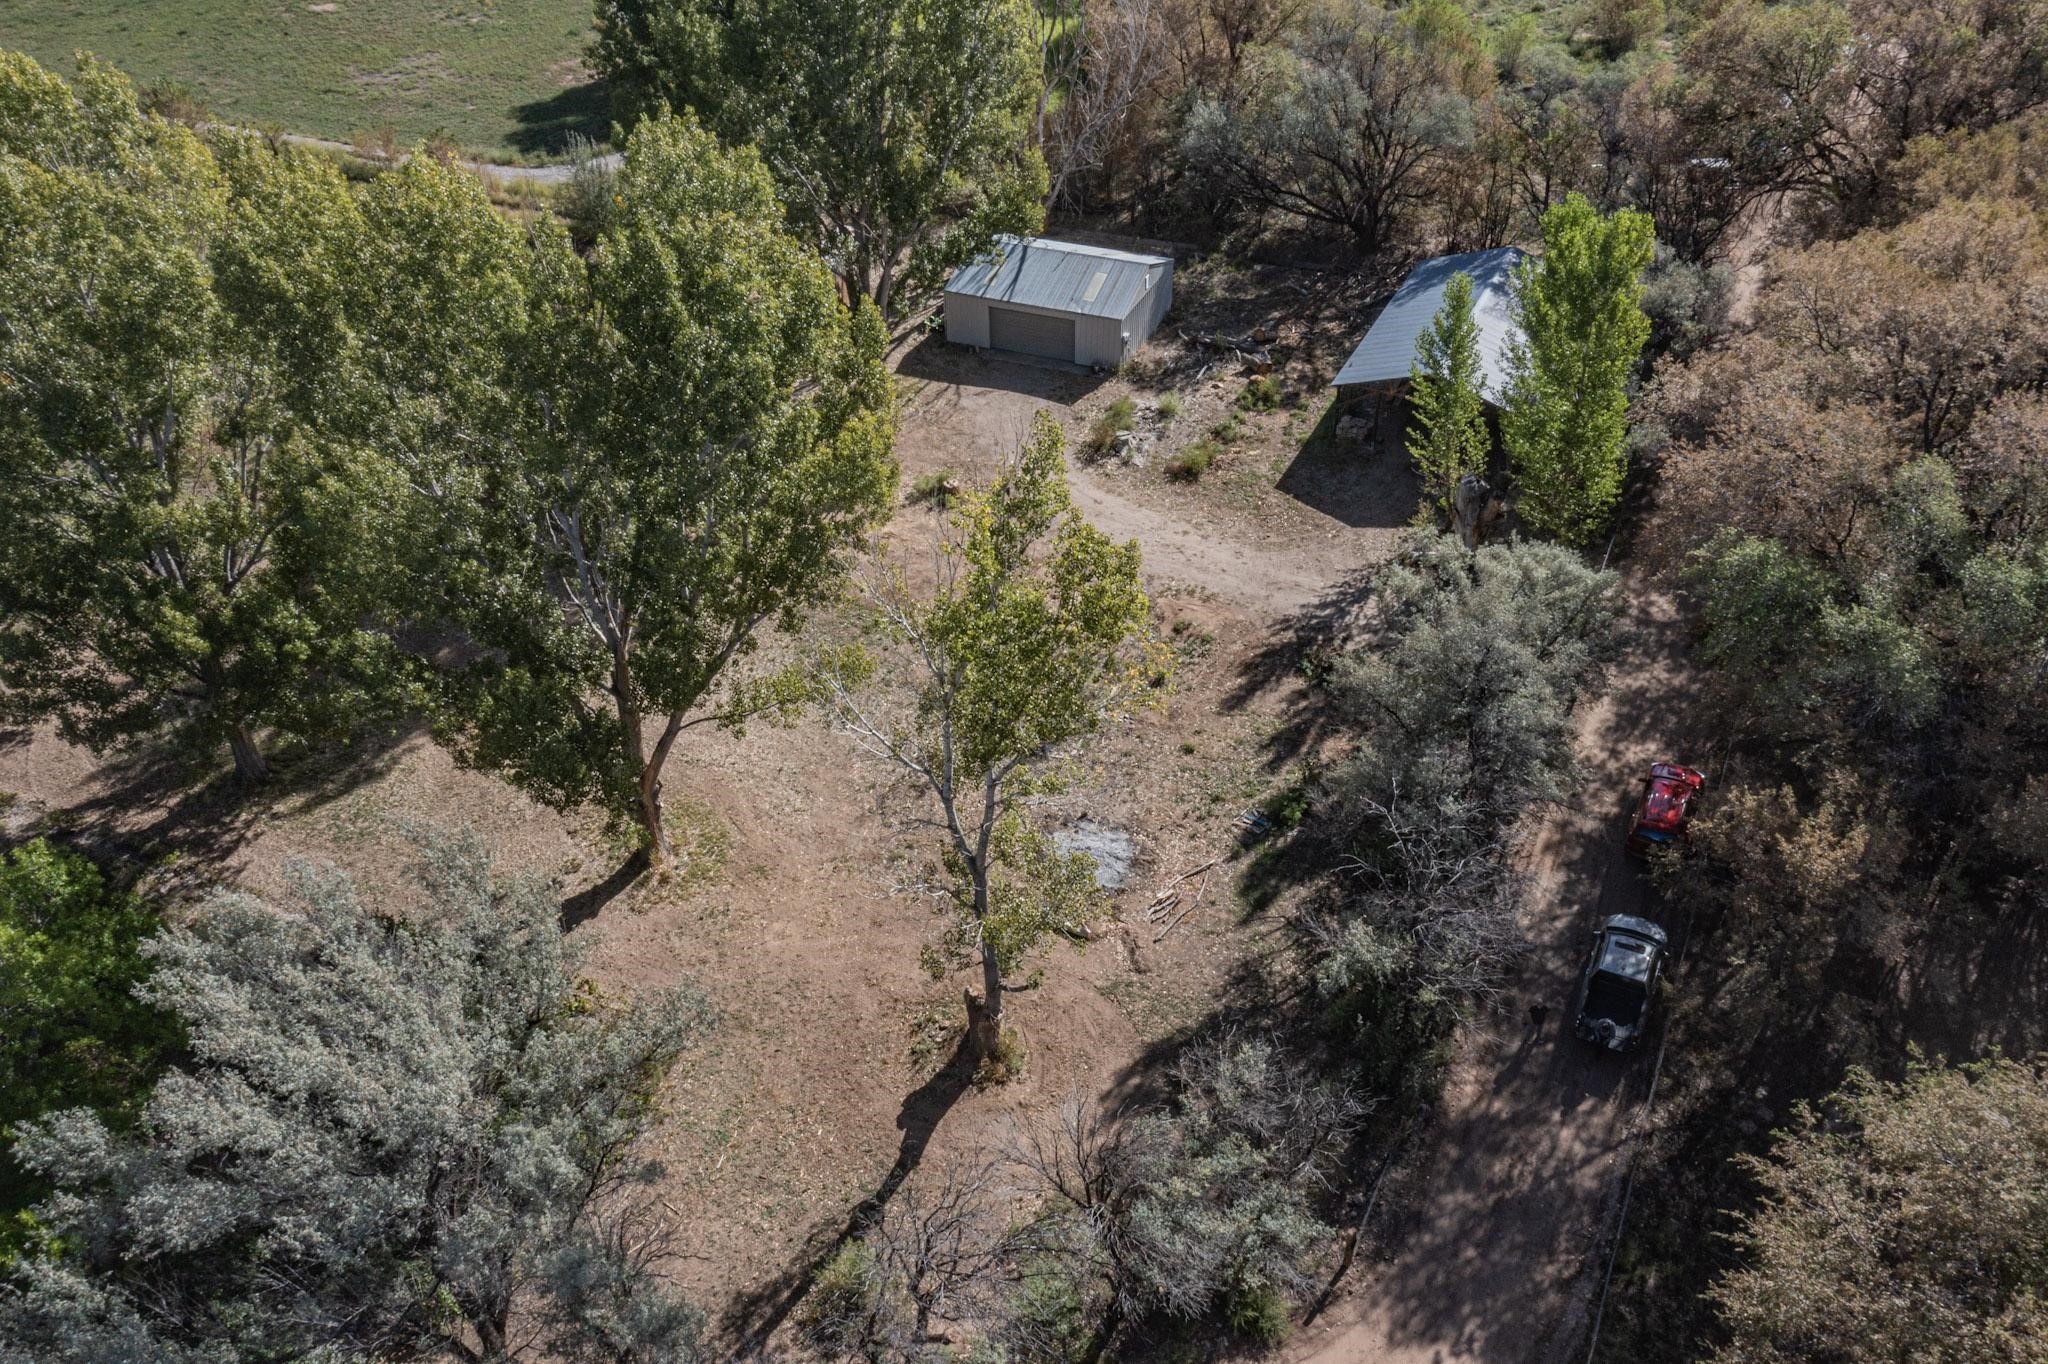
left=0, top=0, right=605, bottom=161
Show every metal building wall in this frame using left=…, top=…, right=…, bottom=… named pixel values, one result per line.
left=946, top=258, right=1174, bottom=366
left=943, top=293, right=991, bottom=349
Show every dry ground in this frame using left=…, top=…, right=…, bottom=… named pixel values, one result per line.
left=0, top=259, right=1675, bottom=1360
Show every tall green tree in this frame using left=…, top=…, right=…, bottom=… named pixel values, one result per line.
left=409, top=114, right=897, bottom=871
left=0, top=839, right=175, bottom=1252
left=0, top=833, right=712, bottom=1363
left=833, top=413, right=1158, bottom=1061
left=1406, top=270, right=1491, bottom=516
left=1501, top=192, right=1653, bottom=545
left=0, top=53, right=412, bottom=783
left=590, top=0, right=1048, bottom=316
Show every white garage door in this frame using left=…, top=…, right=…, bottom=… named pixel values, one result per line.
left=988, top=306, right=1076, bottom=361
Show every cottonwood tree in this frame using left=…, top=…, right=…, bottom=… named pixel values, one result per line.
left=1501, top=193, right=1653, bottom=546
left=591, top=0, right=1047, bottom=316
left=1181, top=0, right=1492, bottom=252
left=1708, top=1057, right=2048, bottom=1364
left=0, top=833, right=712, bottom=1364
left=834, top=413, right=1158, bottom=1062
left=1406, top=271, right=1490, bottom=517
left=415, top=114, right=896, bottom=871
left=0, top=54, right=411, bottom=783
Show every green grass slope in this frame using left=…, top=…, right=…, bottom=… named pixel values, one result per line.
left=0, top=0, right=604, bottom=161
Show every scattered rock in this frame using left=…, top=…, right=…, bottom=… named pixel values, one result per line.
left=306, top=3, right=338, bottom=11
left=1250, top=324, right=1274, bottom=344
left=1055, top=819, right=1139, bottom=891
left=1336, top=414, right=1374, bottom=441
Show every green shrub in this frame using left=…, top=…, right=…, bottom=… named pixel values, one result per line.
left=1084, top=396, right=1138, bottom=458
left=1167, top=439, right=1221, bottom=482
left=799, top=1240, right=883, bottom=1351
left=1210, top=412, right=1245, bottom=444
left=908, top=469, right=962, bottom=508
left=974, top=1026, right=1028, bottom=1087
left=1157, top=391, right=1184, bottom=421
left=1228, top=1283, right=1292, bottom=1346
left=1, top=840, right=175, bottom=1250
left=1238, top=375, right=1283, bottom=411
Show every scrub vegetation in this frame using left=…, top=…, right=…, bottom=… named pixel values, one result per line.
left=2, top=0, right=2046, bottom=1357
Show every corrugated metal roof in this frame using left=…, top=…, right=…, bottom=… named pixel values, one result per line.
left=945, top=235, right=1171, bottom=320
left=1331, top=247, right=1530, bottom=402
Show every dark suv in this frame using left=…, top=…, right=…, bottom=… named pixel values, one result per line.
left=1572, top=915, right=1669, bottom=1053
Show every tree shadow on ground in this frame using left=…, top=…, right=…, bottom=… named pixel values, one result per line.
left=507, top=81, right=611, bottom=157
left=559, top=851, right=647, bottom=932
left=1220, top=562, right=1383, bottom=774
left=3, top=723, right=419, bottom=889
left=719, top=1036, right=978, bottom=1352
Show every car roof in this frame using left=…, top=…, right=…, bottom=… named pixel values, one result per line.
left=1596, top=931, right=1659, bottom=982
left=1641, top=777, right=1693, bottom=829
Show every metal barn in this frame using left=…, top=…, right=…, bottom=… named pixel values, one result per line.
left=944, top=236, right=1174, bottom=368
left=1330, top=246, right=1530, bottom=403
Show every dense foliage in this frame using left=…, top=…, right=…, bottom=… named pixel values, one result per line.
left=1405, top=271, right=1489, bottom=515
left=1501, top=194, right=1653, bottom=546
left=0, top=54, right=413, bottom=782
left=1308, top=535, right=1619, bottom=1093
left=1708, top=1058, right=2048, bottom=1363
left=592, top=0, right=1048, bottom=315
left=0, top=840, right=174, bottom=1250
left=0, top=834, right=712, bottom=1364
left=397, top=113, right=899, bottom=869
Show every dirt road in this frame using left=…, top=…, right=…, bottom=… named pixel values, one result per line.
left=1288, top=589, right=1692, bottom=1364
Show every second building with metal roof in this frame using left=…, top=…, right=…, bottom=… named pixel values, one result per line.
left=1331, top=247, right=1529, bottom=403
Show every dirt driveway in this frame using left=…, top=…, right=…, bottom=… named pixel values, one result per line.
left=1288, top=589, right=1694, bottom=1364
left=897, top=336, right=1702, bottom=1363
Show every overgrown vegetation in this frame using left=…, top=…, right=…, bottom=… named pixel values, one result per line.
left=0, top=832, right=713, bottom=1361
left=4, top=0, right=2048, bottom=1352
left=0, top=840, right=176, bottom=1257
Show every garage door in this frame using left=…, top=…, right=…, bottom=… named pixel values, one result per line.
left=988, top=306, right=1076, bottom=361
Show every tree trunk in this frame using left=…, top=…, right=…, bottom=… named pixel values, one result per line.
left=228, top=723, right=269, bottom=784
left=637, top=764, right=675, bottom=872
left=612, top=663, right=676, bottom=874
left=967, top=941, right=1005, bottom=1060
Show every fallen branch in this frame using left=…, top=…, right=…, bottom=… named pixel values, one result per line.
left=1152, top=865, right=1213, bottom=942
left=1177, top=328, right=1273, bottom=367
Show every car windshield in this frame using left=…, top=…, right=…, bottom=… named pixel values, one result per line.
left=1583, top=972, right=1646, bottom=1026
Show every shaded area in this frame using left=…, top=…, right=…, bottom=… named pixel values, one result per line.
left=508, top=80, right=612, bottom=156
left=719, top=1037, right=977, bottom=1349
left=1220, top=562, right=1382, bottom=773
left=0, top=724, right=418, bottom=891
left=894, top=330, right=1111, bottom=403
left=1273, top=397, right=1422, bottom=531
left=558, top=851, right=646, bottom=932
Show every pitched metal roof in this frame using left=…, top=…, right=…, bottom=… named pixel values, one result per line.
left=1331, top=247, right=1530, bottom=402
left=944, top=235, right=1172, bottom=320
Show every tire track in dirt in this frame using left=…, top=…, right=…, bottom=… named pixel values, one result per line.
left=1289, top=587, right=1693, bottom=1364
